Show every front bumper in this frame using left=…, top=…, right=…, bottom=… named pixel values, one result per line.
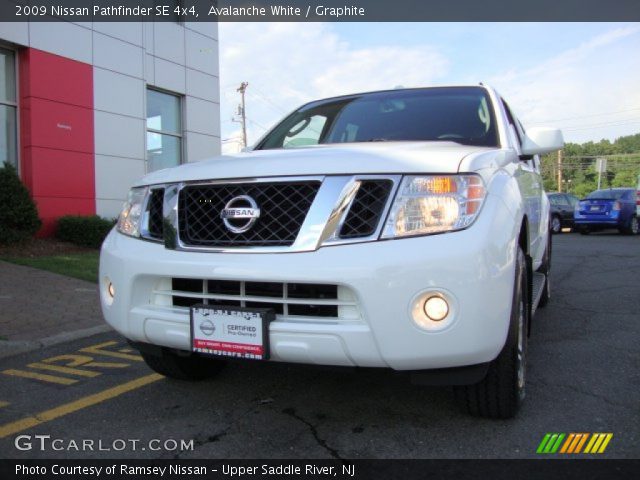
left=100, top=193, right=517, bottom=371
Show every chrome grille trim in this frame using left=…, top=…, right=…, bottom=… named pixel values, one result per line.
left=156, top=175, right=401, bottom=253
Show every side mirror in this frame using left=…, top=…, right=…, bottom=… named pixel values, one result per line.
left=521, top=127, right=564, bottom=155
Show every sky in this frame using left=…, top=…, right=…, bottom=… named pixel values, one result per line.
left=218, top=22, right=640, bottom=153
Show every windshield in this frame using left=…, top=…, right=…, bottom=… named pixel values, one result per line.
left=256, top=87, right=499, bottom=150
left=586, top=189, right=628, bottom=200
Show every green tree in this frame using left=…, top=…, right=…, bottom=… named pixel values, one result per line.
left=0, top=163, right=42, bottom=244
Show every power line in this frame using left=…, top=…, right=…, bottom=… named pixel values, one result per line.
left=529, top=107, right=640, bottom=125
left=562, top=120, right=640, bottom=131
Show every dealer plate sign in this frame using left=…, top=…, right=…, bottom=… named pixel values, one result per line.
left=190, top=305, right=274, bottom=360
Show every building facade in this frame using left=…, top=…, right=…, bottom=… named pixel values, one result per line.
left=0, top=21, right=221, bottom=235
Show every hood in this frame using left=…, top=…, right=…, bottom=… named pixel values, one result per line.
left=135, top=142, right=497, bottom=186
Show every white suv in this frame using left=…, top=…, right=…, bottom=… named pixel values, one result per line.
left=100, top=85, right=563, bottom=418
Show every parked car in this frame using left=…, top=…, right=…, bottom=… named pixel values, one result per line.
left=574, top=188, right=639, bottom=235
left=548, top=192, right=578, bottom=233
left=100, top=85, right=564, bottom=418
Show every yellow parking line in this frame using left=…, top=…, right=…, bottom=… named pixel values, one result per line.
left=0, top=401, right=9, bottom=408
left=27, top=362, right=100, bottom=378
left=0, top=373, right=162, bottom=439
left=2, top=369, right=77, bottom=385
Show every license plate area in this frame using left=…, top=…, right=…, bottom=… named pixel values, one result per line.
left=190, top=304, right=274, bottom=360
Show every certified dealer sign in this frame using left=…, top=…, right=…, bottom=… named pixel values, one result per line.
left=191, top=306, right=274, bottom=360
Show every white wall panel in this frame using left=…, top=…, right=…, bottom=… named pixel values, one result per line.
left=186, top=68, right=219, bottom=103
left=93, top=22, right=143, bottom=46
left=185, top=30, right=217, bottom=76
left=154, top=57, right=185, bottom=94
left=185, top=22, right=218, bottom=40
left=30, top=21, right=92, bottom=64
left=185, top=96, right=220, bottom=137
left=94, top=68, right=144, bottom=118
left=94, top=111, right=145, bottom=159
left=95, top=155, right=145, bottom=201
left=186, top=131, right=220, bottom=162
left=153, top=22, right=185, bottom=65
left=93, top=32, right=143, bottom=78
left=144, top=53, right=155, bottom=84
left=96, top=199, right=127, bottom=219
left=0, top=22, right=29, bottom=46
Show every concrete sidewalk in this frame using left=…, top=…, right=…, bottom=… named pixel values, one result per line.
left=0, top=260, right=110, bottom=358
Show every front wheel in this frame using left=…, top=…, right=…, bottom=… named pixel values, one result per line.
left=550, top=215, right=562, bottom=234
left=454, top=247, right=529, bottom=419
left=141, top=349, right=225, bottom=381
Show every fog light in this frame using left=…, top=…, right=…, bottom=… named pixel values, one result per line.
left=424, top=296, right=448, bottom=321
left=107, top=282, right=115, bottom=298
left=410, top=290, right=456, bottom=331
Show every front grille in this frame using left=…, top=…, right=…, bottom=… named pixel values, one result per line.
left=147, top=188, right=165, bottom=240
left=151, top=278, right=361, bottom=323
left=339, top=180, right=393, bottom=238
left=178, top=182, right=321, bottom=247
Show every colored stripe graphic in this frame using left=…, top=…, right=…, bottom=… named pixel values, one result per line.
left=537, top=433, right=565, bottom=453
left=584, top=433, right=613, bottom=454
left=538, top=433, right=613, bottom=454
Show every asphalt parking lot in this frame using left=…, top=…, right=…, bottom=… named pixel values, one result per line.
left=0, top=233, right=638, bottom=459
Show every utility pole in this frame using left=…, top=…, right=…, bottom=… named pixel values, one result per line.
left=557, top=149, right=563, bottom=193
left=235, top=82, right=248, bottom=148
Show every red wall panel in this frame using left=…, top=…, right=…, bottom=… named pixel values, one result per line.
left=25, top=147, right=94, bottom=199
left=19, top=48, right=95, bottom=236
left=26, top=98, right=93, bottom=153
left=24, top=49, right=92, bottom=108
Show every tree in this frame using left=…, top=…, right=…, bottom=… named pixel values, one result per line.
left=0, top=163, right=42, bottom=244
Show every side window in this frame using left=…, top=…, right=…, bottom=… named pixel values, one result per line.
left=501, top=99, right=522, bottom=146
left=283, top=115, right=327, bottom=148
left=146, top=88, right=183, bottom=172
left=0, top=48, right=17, bottom=170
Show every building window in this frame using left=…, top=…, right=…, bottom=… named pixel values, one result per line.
left=146, top=88, right=182, bottom=172
left=0, top=48, right=17, bottom=169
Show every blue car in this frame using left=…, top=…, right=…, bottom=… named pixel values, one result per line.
left=574, top=188, right=639, bottom=235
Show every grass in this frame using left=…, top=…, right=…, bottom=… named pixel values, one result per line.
left=0, top=252, right=100, bottom=283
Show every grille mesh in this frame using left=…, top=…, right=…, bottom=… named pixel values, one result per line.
left=147, top=188, right=165, bottom=240
left=339, top=180, right=393, bottom=238
left=169, top=279, right=341, bottom=318
left=178, top=182, right=320, bottom=247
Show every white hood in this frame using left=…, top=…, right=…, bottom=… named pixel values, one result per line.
left=135, top=141, right=497, bottom=186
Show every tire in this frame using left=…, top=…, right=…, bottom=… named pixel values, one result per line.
left=622, top=216, right=639, bottom=235
left=454, top=247, right=529, bottom=419
left=537, top=232, right=551, bottom=308
left=141, top=349, right=225, bottom=381
left=550, top=215, right=562, bottom=234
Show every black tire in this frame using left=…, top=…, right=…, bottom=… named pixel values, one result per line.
left=454, top=247, right=529, bottom=419
left=141, top=349, right=225, bottom=381
left=537, top=232, right=551, bottom=308
left=622, top=216, right=639, bottom=235
left=579, top=227, right=590, bottom=235
left=550, top=215, right=562, bottom=234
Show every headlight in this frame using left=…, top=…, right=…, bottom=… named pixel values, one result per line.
left=381, top=175, right=486, bottom=238
left=116, top=187, right=148, bottom=237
